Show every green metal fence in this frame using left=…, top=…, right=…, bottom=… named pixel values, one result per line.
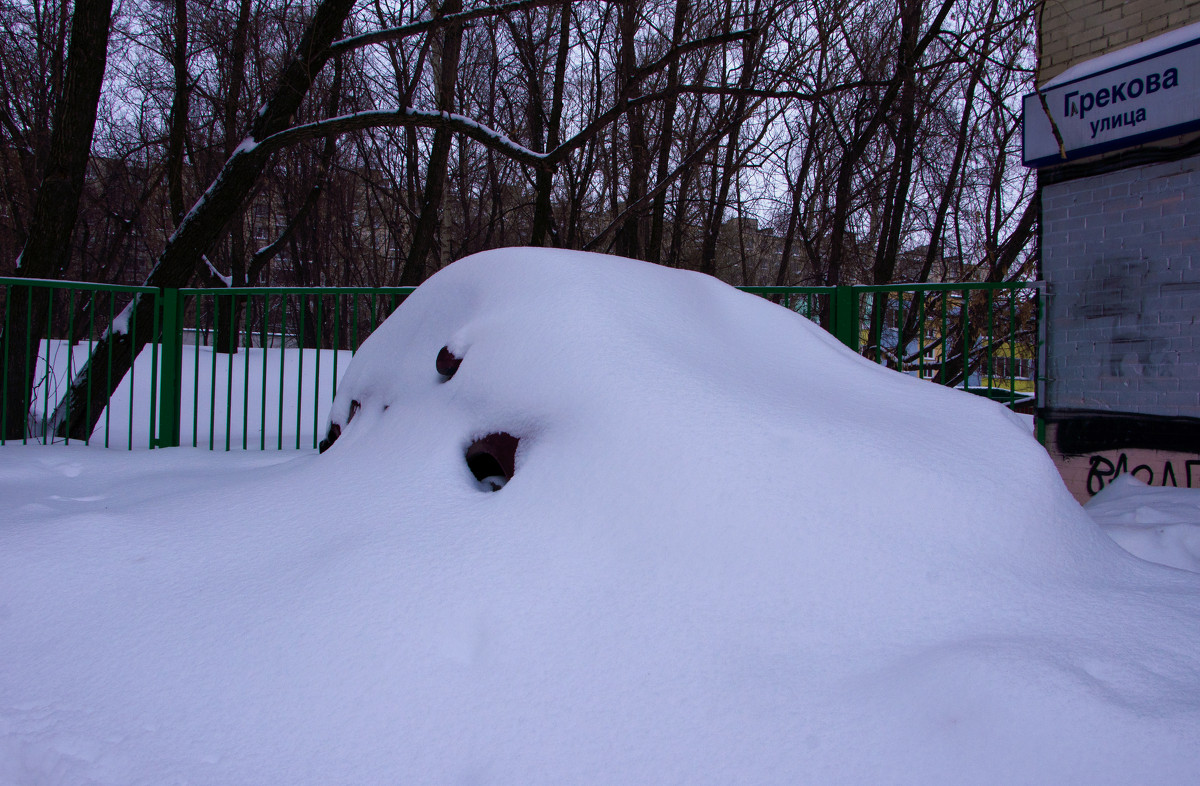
left=0, top=278, right=160, bottom=448
left=743, top=281, right=1042, bottom=407
left=161, top=287, right=414, bottom=451
left=1, top=277, right=1043, bottom=450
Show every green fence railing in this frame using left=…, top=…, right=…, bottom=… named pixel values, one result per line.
left=744, top=281, right=1042, bottom=407
left=161, top=287, right=414, bottom=451
left=0, top=278, right=160, bottom=448
left=1, top=277, right=1043, bottom=450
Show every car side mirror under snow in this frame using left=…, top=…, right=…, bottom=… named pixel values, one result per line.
left=467, top=432, right=519, bottom=491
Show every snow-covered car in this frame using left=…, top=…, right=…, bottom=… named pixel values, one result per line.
left=3, top=248, right=1200, bottom=783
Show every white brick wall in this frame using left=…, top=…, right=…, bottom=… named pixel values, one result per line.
left=1039, top=0, right=1200, bottom=84
left=1042, top=154, right=1200, bottom=417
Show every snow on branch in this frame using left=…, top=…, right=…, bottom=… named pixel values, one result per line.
left=218, top=21, right=761, bottom=184
left=202, top=255, right=233, bottom=287
left=257, top=109, right=550, bottom=170
left=249, top=20, right=755, bottom=180
left=107, top=300, right=136, bottom=337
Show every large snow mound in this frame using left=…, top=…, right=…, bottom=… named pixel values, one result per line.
left=3, top=248, right=1200, bottom=784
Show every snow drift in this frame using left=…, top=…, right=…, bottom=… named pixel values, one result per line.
left=1087, top=474, right=1200, bottom=574
left=3, top=248, right=1200, bottom=784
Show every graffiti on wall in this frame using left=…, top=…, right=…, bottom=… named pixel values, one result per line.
left=1086, top=452, right=1200, bottom=495
left=1045, top=418, right=1200, bottom=504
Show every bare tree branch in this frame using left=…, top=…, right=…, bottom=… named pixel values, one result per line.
left=329, top=0, right=564, bottom=55
left=257, top=108, right=551, bottom=170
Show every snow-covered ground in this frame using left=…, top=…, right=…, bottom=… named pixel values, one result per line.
left=2, top=248, right=1200, bottom=784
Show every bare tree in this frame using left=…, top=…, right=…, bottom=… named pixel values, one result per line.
left=1, top=0, right=112, bottom=439
left=0, top=0, right=1045, bottom=438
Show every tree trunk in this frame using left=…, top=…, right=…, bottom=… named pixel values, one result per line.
left=698, top=1, right=760, bottom=277
left=824, top=0, right=957, bottom=296
left=50, top=0, right=357, bottom=441
left=613, top=0, right=648, bottom=260
left=530, top=1, right=571, bottom=247
left=166, top=0, right=189, bottom=227
left=647, top=0, right=690, bottom=265
left=213, top=0, right=254, bottom=354
left=773, top=107, right=819, bottom=288
left=401, top=0, right=464, bottom=286
left=1, top=0, right=112, bottom=439
left=867, top=0, right=920, bottom=362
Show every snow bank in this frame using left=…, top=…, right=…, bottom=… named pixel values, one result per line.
left=3, top=248, right=1200, bottom=784
left=1087, top=474, right=1200, bottom=573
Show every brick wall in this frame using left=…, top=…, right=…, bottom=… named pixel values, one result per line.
left=1039, top=0, right=1200, bottom=84
left=1042, top=154, right=1200, bottom=418
left=1037, top=1, right=1200, bottom=501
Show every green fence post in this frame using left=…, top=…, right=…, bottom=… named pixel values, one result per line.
left=832, top=286, right=860, bottom=352
left=157, top=288, right=183, bottom=448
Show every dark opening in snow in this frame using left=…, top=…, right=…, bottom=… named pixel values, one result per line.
left=318, top=424, right=340, bottom=454
left=466, top=432, right=519, bottom=491
left=318, top=400, right=361, bottom=453
left=437, top=347, right=462, bottom=379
